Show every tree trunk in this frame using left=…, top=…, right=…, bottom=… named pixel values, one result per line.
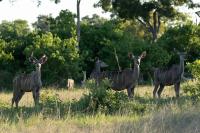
left=77, top=0, right=81, bottom=49
left=152, top=11, right=158, bottom=42
left=137, top=11, right=160, bottom=43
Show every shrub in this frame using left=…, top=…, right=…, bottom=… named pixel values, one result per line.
left=40, top=90, right=63, bottom=116
left=182, top=80, right=200, bottom=101
left=72, top=79, right=129, bottom=114
left=73, top=79, right=148, bottom=114
left=0, top=71, right=13, bottom=90
left=187, top=59, right=200, bottom=79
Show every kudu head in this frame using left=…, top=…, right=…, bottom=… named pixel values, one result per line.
left=174, top=48, right=186, bottom=61
left=128, top=51, right=146, bottom=66
left=29, top=53, right=48, bottom=71
left=94, top=57, right=108, bottom=72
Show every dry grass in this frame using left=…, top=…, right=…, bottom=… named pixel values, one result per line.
left=0, top=106, right=200, bottom=133
left=0, top=85, right=197, bottom=133
left=0, top=85, right=178, bottom=107
left=135, top=85, right=179, bottom=98
left=0, top=88, right=88, bottom=107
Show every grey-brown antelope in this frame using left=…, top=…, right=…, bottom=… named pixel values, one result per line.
left=12, top=53, right=47, bottom=108
left=90, top=57, right=108, bottom=86
left=91, top=51, right=146, bottom=98
left=153, top=49, right=186, bottom=98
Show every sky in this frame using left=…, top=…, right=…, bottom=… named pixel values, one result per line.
left=0, top=0, right=110, bottom=26
left=0, top=0, right=200, bottom=26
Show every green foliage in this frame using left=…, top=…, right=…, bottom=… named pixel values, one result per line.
left=0, top=39, right=13, bottom=68
left=0, top=71, right=13, bottom=90
left=97, top=0, right=195, bottom=41
left=32, top=15, right=53, bottom=32
left=40, top=90, right=62, bottom=114
left=24, top=31, right=81, bottom=85
left=73, top=79, right=148, bottom=114
left=182, top=80, right=200, bottom=101
left=158, top=24, right=200, bottom=62
left=33, top=9, right=76, bottom=39
left=0, top=20, right=32, bottom=89
left=73, top=79, right=127, bottom=114
left=52, top=9, right=76, bottom=39
left=0, top=20, right=30, bottom=41
left=120, top=101, right=147, bottom=115
left=145, top=44, right=171, bottom=69
left=0, top=9, right=199, bottom=89
left=0, top=12, right=80, bottom=88
left=80, top=17, right=171, bottom=81
left=187, top=60, right=200, bottom=79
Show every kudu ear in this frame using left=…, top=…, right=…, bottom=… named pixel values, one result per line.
left=95, top=57, right=99, bottom=61
left=29, top=52, right=37, bottom=64
left=100, top=60, right=108, bottom=68
left=128, top=52, right=135, bottom=59
left=173, top=48, right=180, bottom=54
left=140, top=51, right=146, bottom=59
left=39, top=54, right=48, bottom=64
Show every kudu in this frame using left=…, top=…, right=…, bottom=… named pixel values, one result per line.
left=90, top=57, right=108, bottom=86
left=67, top=79, right=74, bottom=89
left=90, top=52, right=146, bottom=98
left=12, top=53, right=47, bottom=108
left=153, top=50, right=186, bottom=98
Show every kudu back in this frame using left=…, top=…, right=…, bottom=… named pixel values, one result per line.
left=153, top=49, right=186, bottom=98
left=91, top=51, right=146, bottom=98
left=12, top=53, right=47, bottom=108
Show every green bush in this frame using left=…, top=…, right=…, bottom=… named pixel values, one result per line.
left=182, top=80, right=200, bottom=101
left=40, top=90, right=63, bottom=115
left=187, top=60, right=200, bottom=79
left=72, top=79, right=128, bottom=114
left=0, top=71, right=13, bottom=90
left=158, top=24, right=200, bottom=62
left=120, top=101, right=147, bottom=115
left=72, top=79, right=148, bottom=114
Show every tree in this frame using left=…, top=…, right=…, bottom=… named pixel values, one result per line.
left=158, top=23, right=200, bottom=63
left=32, top=15, right=53, bottom=32
left=77, top=0, right=81, bottom=48
left=96, top=0, right=200, bottom=42
left=0, top=20, right=30, bottom=41
left=49, top=0, right=81, bottom=49
left=79, top=16, right=170, bottom=79
left=24, top=31, right=81, bottom=85
left=0, top=20, right=31, bottom=71
left=52, top=9, right=76, bottom=39
left=33, top=10, right=76, bottom=39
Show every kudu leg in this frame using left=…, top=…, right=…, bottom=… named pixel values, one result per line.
left=131, top=86, right=135, bottom=97
left=174, top=82, right=180, bottom=98
left=33, top=88, right=40, bottom=106
left=153, top=84, right=159, bottom=98
left=15, top=91, right=25, bottom=108
left=127, top=88, right=133, bottom=98
left=12, top=90, right=18, bottom=107
left=157, top=85, right=165, bottom=98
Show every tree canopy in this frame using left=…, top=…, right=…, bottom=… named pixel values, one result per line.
left=0, top=1, right=200, bottom=89
left=96, top=0, right=200, bottom=42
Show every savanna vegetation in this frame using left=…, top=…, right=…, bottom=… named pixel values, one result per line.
left=0, top=0, right=200, bottom=132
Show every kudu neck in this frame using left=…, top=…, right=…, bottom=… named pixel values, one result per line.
left=133, top=64, right=140, bottom=79
left=36, top=67, right=41, bottom=79
left=179, top=58, right=185, bottom=76
left=95, top=61, right=101, bottom=73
